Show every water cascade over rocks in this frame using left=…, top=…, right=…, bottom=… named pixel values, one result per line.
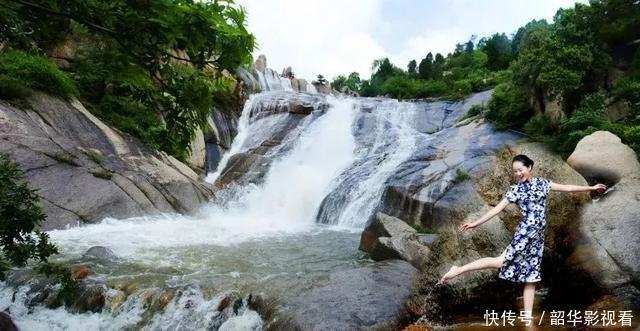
left=2, top=85, right=516, bottom=329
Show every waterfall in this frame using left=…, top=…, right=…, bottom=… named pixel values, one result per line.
left=315, top=99, right=421, bottom=227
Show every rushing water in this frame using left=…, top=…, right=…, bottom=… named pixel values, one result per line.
left=0, top=90, right=455, bottom=330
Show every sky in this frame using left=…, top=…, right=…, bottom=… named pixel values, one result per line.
left=236, top=0, right=585, bottom=82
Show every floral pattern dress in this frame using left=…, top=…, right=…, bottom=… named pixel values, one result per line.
left=498, top=177, right=552, bottom=283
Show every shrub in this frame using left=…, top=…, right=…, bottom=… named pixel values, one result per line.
left=380, top=75, right=420, bottom=99
left=450, top=80, right=472, bottom=100
left=0, top=74, right=31, bottom=99
left=415, top=80, right=448, bottom=98
left=554, top=91, right=624, bottom=155
left=623, top=125, right=640, bottom=155
left=0, top=50, right=77, bottom=99
left=452, top=168, right=471, bottom=184
left=524, top=113, right=556, bottom=143
left=486, top=82, right=532, bottom=130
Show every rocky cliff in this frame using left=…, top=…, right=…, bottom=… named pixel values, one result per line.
left=0, top=93, right=213, bottom=230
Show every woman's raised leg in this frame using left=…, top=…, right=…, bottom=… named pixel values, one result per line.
left=439, top=248, right=507, bottom=284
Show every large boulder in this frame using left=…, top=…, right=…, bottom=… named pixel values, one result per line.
left=566, top=131, right=640, bottom=309
left=311, top=82, right=332, bottom=95
left=0, top=93, right=213, bottom=230
left=277, top=260, right=419, bottom=330
left=186, top=127, right=206, bottom=172
left=254, top=54, right=267, bottom=73
left=205, top=108, right=240, bottom=173
left=0, top=312, right=18, bottom=331
left=236, top=67, right=261, bottom=95
left=360, top=213, right=435, bottom=268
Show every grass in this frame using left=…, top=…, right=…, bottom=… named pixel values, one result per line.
left=0, top=50, right=78, bottom=99
left=90, top=168, right=113, bottom=180
left=85, top=149, right=104, bottom=165
left=411, top=223, right=438, bottom=234
left=45, top=152, right=79, bottom=166
left=451, top=168, right=471, bottom=185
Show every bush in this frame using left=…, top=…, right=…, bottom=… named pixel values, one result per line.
left=450, top=80, right=472, bottom=100
left=613, top=78, right=640, bottom=115
left=460, top=104, right=486, bottom=121
left=93, top=95, right=166, bottom=151
left=380, top=75, right=420, bottom=99
left=0, top=50, right=77, bottom=99
left=623, top=125, right=640, bottom=155
left=0, top=153, right=58, bottom=280
left=553, top=91, right=624, bottom=155
left=486, top=82, right=532, bottom=130
left=0, top=74, right=31, bottom=99
left=524, top=113, right=555, bottom=143
left=452, top=168, right=471, bottom=184
left=415, top=80, right=448, bottom=98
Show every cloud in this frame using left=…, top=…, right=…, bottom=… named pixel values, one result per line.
left=237, top=0, right=385, bottom=81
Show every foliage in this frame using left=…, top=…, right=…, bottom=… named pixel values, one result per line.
left=486, top=82, right=531, bottom=130
left=451, top=169, right=471, bottom=184
left=1, top=0, right=256, bottom=161
left=36, top=262, right=80, bottom=305
left=613, top=78, right=640, bottom=111
left=553, top=91, right=624, bottom=156
left=380, top=75, right=420, bottom=99
left=0, top=74, right=31, bottom=99
left=0, top=153, right=58, bottom=280
left=483, top=0, right=640, bottom=157
left=0, top=50, right=77, bottom=98
left=418, top=52, right=434, bottom=80
left=479, top=33, right=513, bottom=70
left=407, top=60, right=417, bottom=76
left=331, top=72, right=361, bottom=92
left=462, top=104, right=486, bottom=120
left=524, top=113, right=555, bottom=143
left=623, top=125, right=640, bottom=154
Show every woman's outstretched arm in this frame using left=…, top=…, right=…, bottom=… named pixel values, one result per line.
left=549, top=182, right=607, bottom=192
left=459, top=198, right=511, bottom=232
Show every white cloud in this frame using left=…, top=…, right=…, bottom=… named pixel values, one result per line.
left=237, top=0, right=385, bottom=81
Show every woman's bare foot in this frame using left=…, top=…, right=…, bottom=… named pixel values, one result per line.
left=439, top=265, right=460, bottom=284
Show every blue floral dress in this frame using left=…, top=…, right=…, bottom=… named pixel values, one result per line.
left=498, top=177, right=552, bottom=283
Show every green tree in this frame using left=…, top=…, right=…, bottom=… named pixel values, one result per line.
left=380, top=75, right=420, bottom=99
left=418, top=52, right=434, bottom=80
left=331, top=73, right=360, bottom=92
left=331, top=74, right=348, bottom=92
left=433, top=53, right=445, bottom=79
left=0, top=153, right=58, bottom=280
left=511, top=19, right=550, bottom=55
left=371, top=58, right=401, bottom=83
left=407, top=60, right=417, bottom=76
left=0, top=0, right=256, bottom=161
left=481, top=33, right=513, bottom=70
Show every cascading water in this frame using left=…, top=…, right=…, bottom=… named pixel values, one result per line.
left=254, top=68, right=294, bottom=92
left=0, top=88, right=464, bottom=330
left=316, top=99, right=422, bottom=227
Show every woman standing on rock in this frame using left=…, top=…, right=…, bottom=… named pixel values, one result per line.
left=437, top=154, right=607, bottom=318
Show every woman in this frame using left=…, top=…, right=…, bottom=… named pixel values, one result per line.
left=437, top=154, right=607, bottom=318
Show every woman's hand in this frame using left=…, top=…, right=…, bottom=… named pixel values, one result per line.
left=590, top=183, right=608, bottom=192
left=459, top=221, right=478, bottom=232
